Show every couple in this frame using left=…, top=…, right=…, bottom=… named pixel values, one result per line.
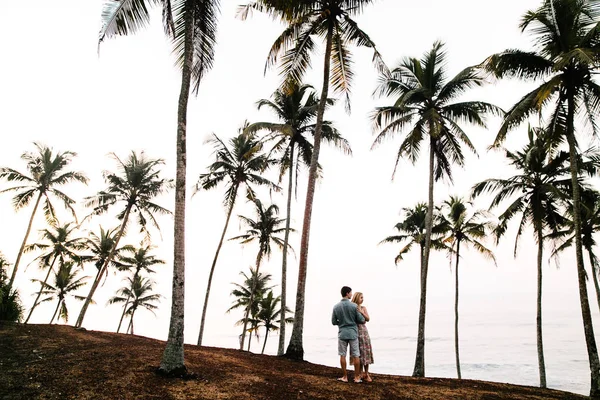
left=331, top=286, right=374, bottom=383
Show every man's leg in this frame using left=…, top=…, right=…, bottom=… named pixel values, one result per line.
left=337, top=339, right=348, bottom=381
left=349, top=339, right=362, bottom=382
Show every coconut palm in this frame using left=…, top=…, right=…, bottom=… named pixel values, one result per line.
left=82, top=226, right=133, bottom=291
left=482, top=0, right=600, bottom=393
left=31, top=261, right=89, bottom=324
left=551, top=188, right=600, bottom=313
left=75, top=151, right=171, bottom=329
left=256, top=290, right=294, bottom=354
left=115, top=245, right=165, bottom=333
left=108, top=274, right=161, bottom=335
left=439, top=196, right=496, bottom=379
left=0, top=143, right=88, bottom=291
left=230, top=199, right=289, bottom=350
left=0, top=254, right=23, bottom=323
left=195, top=130, right=278, bottom=346
left=471, top=127, right=591, bottom=388
left=23, top=221, right=87, bottom=323
left=99, top=0, right=219, bottom=374
left=245, top=81, right=350, bottom=355
left=227, top=267, right=273, bottom=350
left=371, top=41, right=501, bottom=377
left=240, top=0, right=386, bottom=361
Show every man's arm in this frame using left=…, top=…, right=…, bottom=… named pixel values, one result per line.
left=332, top=308, right=338, bottom=325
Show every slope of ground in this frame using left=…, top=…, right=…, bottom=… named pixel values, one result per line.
left=0, top=323, right=587, bottom=399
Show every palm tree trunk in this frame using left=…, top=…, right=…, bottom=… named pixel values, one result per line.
left=454, top=239, right=462, bottom=380
left=535, top=228, right=546, bottom=388
left=241, top=252, right=263, bottom=350
left=565, top=89, right=600, bottom=397
left=159, top=2, right=193, bottom=375
left=247, top=332, right=252, bottom=352
left=262, top=330, right=269, bottom=355
left=129, top=309, right=135, bottom=335
left=198, top=184, right=239, bottom=346
left=413, top=137, right=435, bottom=377
left=8, top=192, right=43, bottom=291
left=285, top=20, right=334, bottom=362
left=587, top=249, right=600, bottom=314
left=75, top=205, right=132, bottom=328
left=50, top=299, right=62, bottom=324
left=25, top=255, right=58, bottom=324
left=278, top=143, right=294, bottom=356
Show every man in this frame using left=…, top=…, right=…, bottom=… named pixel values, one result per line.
left=332, top=286, right=365, bottom=383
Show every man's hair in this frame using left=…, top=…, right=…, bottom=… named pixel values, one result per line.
left=341, top=286, right=352, bottom=297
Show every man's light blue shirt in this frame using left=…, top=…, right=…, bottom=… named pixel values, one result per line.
left=332, top=298, right=365, bottom=340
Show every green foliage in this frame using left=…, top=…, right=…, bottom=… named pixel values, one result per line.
left=0, top=255, right=23, bottom=323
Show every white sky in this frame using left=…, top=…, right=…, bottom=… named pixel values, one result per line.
left=1, top=0, right=598, bottom=369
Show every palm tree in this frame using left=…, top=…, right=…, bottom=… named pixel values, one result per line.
left=371, top=41, right=501, bottom=377
left=0, top=254, right=23, bottom=323
left=99, top=0, right=220, bottom=374
left=227, top=267, right=273, bottom=351
left=115, top=245, right=165, bottom=333
left=0, top=143, right=88, bottom=291
left=482, top=1, right=600, bottom=394
left=75, top=151, right=171, bottom=329
left=108, top=275, right=161, bottom=335
left=240, top=0, right=386, bottom=361
left=230, top=199, right=289, bottom=350
left=195, top=130, right=278, bottom=346
left=246, top=81, right=350, bottom=355
left=23, top=221, right=87, bottom=323
left=471, top=127, right=585, bottom=388
left=256, top=290, right=294, bottom=354
left=551, top=188, right=600, bottom=313
left=439, top=196, right=496, bottom=379
left=31, top=261, right=89, bottom=324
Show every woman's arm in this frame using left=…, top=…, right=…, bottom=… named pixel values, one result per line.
left=361, top=306, right=370, bottom=322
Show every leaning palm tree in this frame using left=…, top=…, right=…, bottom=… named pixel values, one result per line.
left=372, top=41, right=501, bottom=376
left=439, top=196, right=496, bottom=379
left=246, top=81, right=350, bottom=355
left=239, top=0, right=386, bottom=361
left=75, top=151, right=171, bottom=329
left=471, top=128, right=587, bottom=388
left=256, top=290, right=294, bottom=354
left=482, top=0, right=600, bottom=394
left=230, top=199, right=289, bottom=350
left=551, top=188, right=600, bottom=313
left=23, top=221, right=87, bottom=323
left=195, top=130, right=278, bottom=346
left=32, top=261, right=89, bottom=324
left=99, top=0, right=220, bottom=374
left=0, top=143, right=88, bottom=292
left=115, top=245, right=165, bottom=333
left=108, top=274, right=161, bottom=335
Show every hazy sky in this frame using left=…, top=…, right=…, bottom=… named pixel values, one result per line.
left=1, top=0, right=598, bottom=368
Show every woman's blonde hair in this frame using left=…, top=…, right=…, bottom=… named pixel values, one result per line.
left=351, top=292, right=363, bottom=305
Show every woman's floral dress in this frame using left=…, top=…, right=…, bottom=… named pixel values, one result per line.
left=357, top=306, right=374, bottom=365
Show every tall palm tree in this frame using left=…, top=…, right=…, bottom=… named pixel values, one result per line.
left=75, top=151, right=171, bottom=329
left=99, top=0, right=220, bottom=374
left=195, top=130, right=278, bottom=346
left=439, top=196, right=496, bottom=379
left=108, top=274, right=161, bottom=335
left=32, top=261, right=89, bottom=324
left=483, top=1, right=600, bottom=394
left=246, top=81, right=350, bottom=355
left=230, top=199, right=289, bottom=350
left=256, top=290, right=294, bottom=354
left=372, top=41, right=501, bottom=377
left=551, top=188, right=600, bottom=313
left=240, top=0, right=386, bottom=361
left=471, top=128, right=587, bottom=388
left=0, top=143, right=88, bottom=292
left=116, top=245, right=165, bottom=333
left=23, top=221, right=87, bottom=323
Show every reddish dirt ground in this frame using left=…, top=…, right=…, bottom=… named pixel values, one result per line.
left=0, top=323, right=587, bottom=399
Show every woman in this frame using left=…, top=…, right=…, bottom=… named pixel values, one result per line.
left=352, top=291, right=374, bottom=382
